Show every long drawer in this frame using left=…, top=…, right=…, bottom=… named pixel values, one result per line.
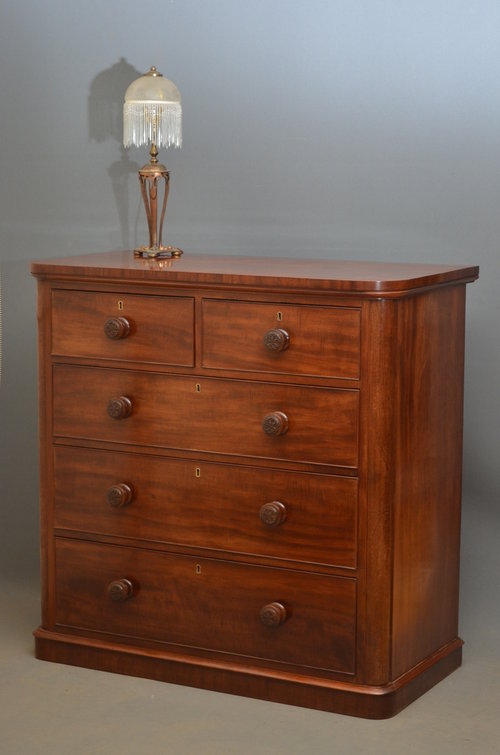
left=202, top=299, right=361, bottom=379
left=51, top=290, right=194, bottom=367
left=52, top=366, right=359, bottom=468
left=53, top=447, right=358, bottom=568
left=54, top=539, right=357, bottom=675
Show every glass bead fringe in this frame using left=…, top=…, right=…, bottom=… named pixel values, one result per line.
left=123, top=102, right=182, bottom=148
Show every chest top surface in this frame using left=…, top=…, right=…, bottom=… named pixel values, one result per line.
left=31, top=252, right=479, bottom=295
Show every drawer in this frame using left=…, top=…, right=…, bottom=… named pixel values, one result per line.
left=51, top=290, right=194, bottom=367
left=202, top=300, right=360, bottom=379
left=53, top=366, right=359, bottom=468
left=54, top=539, right=357, bottom=674
left=54, top=447, right=358, bottom=568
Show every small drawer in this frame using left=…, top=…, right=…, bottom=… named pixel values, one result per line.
left=54, top=447, right=358, bottom=568
left=202, top=300, right=360, bottom=379
left=51, top=290, right=194, bottom=367
left=53, top=366, right=359, bottom=468
left=54, top=539, right=357, bottom=675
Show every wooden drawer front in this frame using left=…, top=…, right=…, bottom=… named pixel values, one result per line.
left=54, top=447, right=358, bottom=568
left=202, top=300, right=360, bottom=379
left=51, top=290, right=194, bottom=366
left=55, top=539, right=356, bottom=674
left=53, top=366, right=359, bottom=468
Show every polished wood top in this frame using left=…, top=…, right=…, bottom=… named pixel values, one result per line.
left=31, top=251, right=479, bottom=295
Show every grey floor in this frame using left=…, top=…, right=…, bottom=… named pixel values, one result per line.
left=1, top=497, right=499, bottom=755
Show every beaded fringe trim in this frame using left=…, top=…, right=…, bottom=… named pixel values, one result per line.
left=123, top=101, right=182, bottom=148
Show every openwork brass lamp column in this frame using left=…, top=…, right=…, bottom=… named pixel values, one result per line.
left=123, top=66, right=183, bottom=258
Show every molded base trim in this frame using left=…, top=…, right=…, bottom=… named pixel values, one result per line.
left=33, top=628, right=463, bottom=719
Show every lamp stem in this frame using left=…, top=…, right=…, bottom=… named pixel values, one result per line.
left=133, top=151, right=182, bottom=259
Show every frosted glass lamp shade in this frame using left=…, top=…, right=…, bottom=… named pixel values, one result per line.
left=123, top=66, right=182, bottom=149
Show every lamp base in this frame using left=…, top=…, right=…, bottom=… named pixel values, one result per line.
left=134, top=245, right=183, bottom=259
left=133, top=144, right=182, bottom=260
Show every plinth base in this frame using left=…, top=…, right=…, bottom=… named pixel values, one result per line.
left=34, top=628, right=463, bottom=720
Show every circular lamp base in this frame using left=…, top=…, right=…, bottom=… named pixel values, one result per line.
left=134, top=246, right=183, bottom=259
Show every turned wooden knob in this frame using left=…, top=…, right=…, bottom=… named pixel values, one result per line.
left=263, top=328, right=290, bottom=353
left=107, top=396, right=132, bottom=420
left=108, top=578, right=134, bottom=602
left=104, top=316, right=131, bottom=340
left=259, top=602, right=288, bottom=628
left=262, top=411, right=288, bottom=437
left=259, top=501, right=287, bottom=527
left=107, top=483, right=134, bottom=508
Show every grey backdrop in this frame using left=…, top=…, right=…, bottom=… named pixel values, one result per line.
left=0, top=0, right=497, bottom=647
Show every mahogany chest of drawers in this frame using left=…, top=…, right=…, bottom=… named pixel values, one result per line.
left=31, top=252, right=478, bottom=718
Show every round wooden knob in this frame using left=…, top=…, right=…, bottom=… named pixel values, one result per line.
left=263, top=328, right=290, bottom=353
left=259, top=501, right=287, bottom=527
left=107, top=396, right=132, bottom=420
left=107, top=483, right=134, bottom=508
left=259, top=602, right=288, bottom=628
left=108, top=578, right=134, bottom=602
left=262, top=411, right=288, bottom=437
left=104, top=316, right=131, bottom=340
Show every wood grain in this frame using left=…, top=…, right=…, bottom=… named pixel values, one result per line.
left=32, top=252, right=478, bottom=717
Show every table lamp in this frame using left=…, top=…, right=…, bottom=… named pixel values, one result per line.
left=123, top=66, right=182, bottom=258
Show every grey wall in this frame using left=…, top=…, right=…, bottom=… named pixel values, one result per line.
left=0, top=1, right=498, bottom=582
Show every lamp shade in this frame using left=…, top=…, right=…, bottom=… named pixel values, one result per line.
left=123, top=66, right=182, bottom=149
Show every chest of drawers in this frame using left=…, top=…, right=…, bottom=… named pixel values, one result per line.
left=31, top=252, right=478, bottom=718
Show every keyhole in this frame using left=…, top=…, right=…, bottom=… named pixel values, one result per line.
left=118, top=300, right=124, bottom=311
left=195, top=564, right=202, bottom=575
left=276, top=311, right=283, bottom=322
